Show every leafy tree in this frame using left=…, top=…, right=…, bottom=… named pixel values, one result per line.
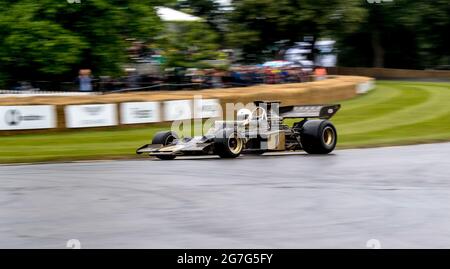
left=157, top=21, right=221, bottom=68
left=172, top=0, right=230, bottom=44
left=1, top=0, right=448, bottom=87
left=0, top=0, right=163, bottom=86
left=175, top=0, right=222, bottom=23
left=226, top=0, right=367, bottom=62
left=337, top=0, right=450, bottom=68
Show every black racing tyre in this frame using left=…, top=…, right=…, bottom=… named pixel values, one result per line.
left=214, top=130, right=244, bottom=158
left=152, top=131, right=178, bottom=160
left=152, top=131, right=178, bottom=145
left=300, top=120, right=337, bottom=154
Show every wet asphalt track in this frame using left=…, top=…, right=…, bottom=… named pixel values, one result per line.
left=1, top=143, right=450, bottom=249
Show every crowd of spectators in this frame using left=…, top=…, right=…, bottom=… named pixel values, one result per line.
left=93, top=65, right=315, bottom=92
left=8, top=65, right=323, bottom=93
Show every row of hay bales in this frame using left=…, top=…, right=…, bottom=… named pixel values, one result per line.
left=0, top=76, right=372, bottom=106
left=0, top=75, right=373, bottom=134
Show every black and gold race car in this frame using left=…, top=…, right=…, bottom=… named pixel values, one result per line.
left=137, top=101, right=340, bottom=160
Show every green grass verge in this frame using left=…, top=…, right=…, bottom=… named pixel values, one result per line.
left=1, top=80, right=450, bottom=163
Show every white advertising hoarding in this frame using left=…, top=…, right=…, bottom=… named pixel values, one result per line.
left=120, top=102, right=161, bottom=124
left=65, top=104, right=117, bottom=128
left=194, top=99, right=222, bottom=119
left=164, top=100, right=193, bottom=121
left=0, top=105, right=56, bottom=130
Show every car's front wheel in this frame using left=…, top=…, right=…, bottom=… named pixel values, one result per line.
left=214, top=130, right=244, bottom=158
left=152, top=131, right=178, bottom=160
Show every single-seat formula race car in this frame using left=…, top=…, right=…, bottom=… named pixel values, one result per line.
left=137, top=101, right=340, bottom=160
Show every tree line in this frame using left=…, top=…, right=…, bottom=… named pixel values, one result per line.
left=0, top=0, right=448, bottom=87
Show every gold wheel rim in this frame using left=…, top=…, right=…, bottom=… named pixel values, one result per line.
left=323, top=127, right=335, bottom=146
left=164, top=135, right=176, bottom=145
left=228, top=135, right=243, bottom=154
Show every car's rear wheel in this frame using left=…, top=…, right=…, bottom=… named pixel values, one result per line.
left=300, top=120, right=337, bottom=154
left=152, top=131, right=178, bottom=160
left=214, top=130, right=244, bottom=158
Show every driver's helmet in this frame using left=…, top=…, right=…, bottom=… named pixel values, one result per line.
left=252, top=106, right=267, bottom=121
left=237, top=108, right=252, bottom=121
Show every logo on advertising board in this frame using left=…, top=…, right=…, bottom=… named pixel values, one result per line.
left=0, top=106, right=56, bottom=130
left=193, top=98, right=221, bottom=119
left=65, top=104, right=117, bottom=128
left=120, top=102, right=160, bottom=124
left=132, top=108, right=151, bottom=118
left=83, top=106, right=104, bottom=116
left=164, top=100, right=193, bottom=121
left=4, top=109, right=22, bottom=126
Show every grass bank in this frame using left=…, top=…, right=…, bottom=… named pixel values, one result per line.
left=1, top=81, right=449, bottom=163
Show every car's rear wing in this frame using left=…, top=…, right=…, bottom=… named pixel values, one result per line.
left=279, top=104, right=341, bottom=119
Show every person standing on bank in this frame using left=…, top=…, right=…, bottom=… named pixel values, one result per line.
left=78, top=69, right=93, bottom=92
